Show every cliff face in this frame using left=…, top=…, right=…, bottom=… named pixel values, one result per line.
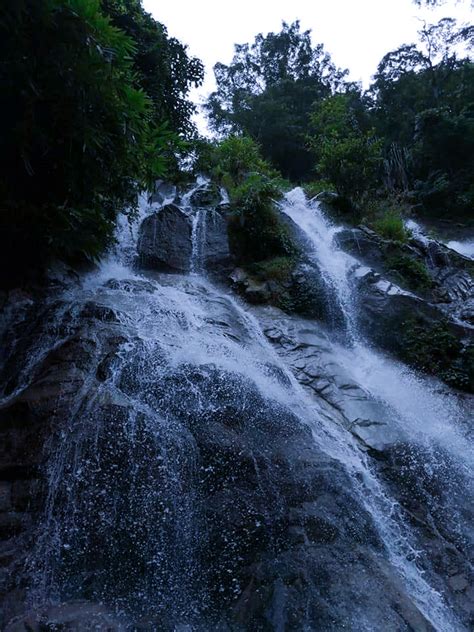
left=0, top=182, right=472, bottom=631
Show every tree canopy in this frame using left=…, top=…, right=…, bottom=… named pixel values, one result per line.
left=370, top=18, right=474, bottom=215
left=0, top=0, right=203, bottom=285
left=205, top=21, right=347, bottom=181
left=101, top=0, right=204, bottom=136
left=206, top=17, right=473, bottom=220
left=308, top=92, right=383, bottom=203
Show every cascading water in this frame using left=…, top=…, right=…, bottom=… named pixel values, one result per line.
left=280, top=189, right=359, bottom=341
left=190, top=209, right=207, bottom=274
left=277, top=188, right=473, bottom=628
left=280, top=189, right=472, bottom=457
left=446, top=239, right=474, bottom=260
left=405, top=218, right=474, bottom=260
left=1, top=181, right=472, bottom=630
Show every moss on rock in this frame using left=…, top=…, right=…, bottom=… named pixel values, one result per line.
left=399, top=318, right=474, bottom=392
left=384, top=254, right=433, bottom=293
left=227, top=174, right=298, bottom=265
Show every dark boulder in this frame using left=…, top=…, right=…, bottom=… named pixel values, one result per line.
left=353, top=268, right=474, bottom=391
left=190, top=182, right=221, bottom=208
left=149, top=180, right=177, bottom=206
left=230, top=260, right=339, bottom=323
left=201, top=205, right=233, bottom=273
left=137, top=204, right=192, bottom=272
left=354, top=269, right=441, bottom=352
left=335, top=227, right=386, bottom=269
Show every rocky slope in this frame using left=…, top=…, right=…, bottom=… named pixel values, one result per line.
left=0, top=181, right=473, bottom=630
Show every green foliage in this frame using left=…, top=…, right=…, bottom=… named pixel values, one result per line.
left=248, top=256, right=296, bottom=282
left=231, top=173, right=282, bottom=207
left=370, top=19, right=474, bottom=219
left=303, top=180, right=337, bottom=198
left=205, top=16, right=473, bottom=227
left=198, top=136, right=278, bottom=192
left=385, top=254, right=433, bottom=291
left=228, top=173, right=296, bottom=264
left=412, top=106, right=474, bottom=216
left=101, top=0, right=204, bottom=136
left=0, top=0, right=201, bottom=284
left=401, top=319, right=473, bottom=391
left=309, top=93, right=383, bottom=204
left=195, top=136, right=295, bottom=265
left=205, top=21, right=347, bottom=180
left=371, top=210, right=409, bottom=242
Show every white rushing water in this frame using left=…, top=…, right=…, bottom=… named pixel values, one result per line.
left=281, top=189, right=466, bottom=442
left=405, top=218, right=474, bottom=260
left=280, top=188, right=358, bottom=339
left=446, top=239, right=474, bottom=259
left=278, top=189, right=473, bottom=630
left=405, top=219, right=430, bottom=244
left=18, top=182, right=472, bottom=630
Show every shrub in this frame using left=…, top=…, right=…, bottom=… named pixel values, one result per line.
left=385, top=254, right=433, bottom=292
left=194, top=136, right=278, bottom=191
left=0, top=0, right=201, bottom=285
left=227, top=174, right=296, bottom=263
left=400, top=319, right=473, bottom=391
left=193, top=136, right=296, bottom=265
left=309, top=94, right=383, bottom=204
left=303, top=180, right=337, bottom=199
left=371, top=210, right=409, bottom=242
left=248, top=256, right=296, bottom=282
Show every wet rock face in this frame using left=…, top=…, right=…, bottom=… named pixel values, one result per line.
left=351, top=268, right=474, bottom=392
left=0, top=290, right=131, bottom=628
left=336, top=226, right=474, bottom=318
left=117, top=361, right=404, bottom=630
left=1, top=182, right=473, bottom=629
left=5, top=602, right=128, bottom=632
left=330, top=225, right=474, bottom=391
left=149, top=180, right=177, bottom=206
left=376, top=443, right=474, bottom=626
left=189, top=182, right=221, bottom=208
left=137, top=204, right=193, bottom=272
left=230, top=260, right=342, bottom=324
left=0, top=275, right=446, bottom=631
left=335, top=226, right=385, bottom=268
left=354, top=270, right=439, bottom=349
left=256, top=307, right=474, bottom=629
left=199, top=205, right=233, bottom=273
left=256, top=310, right=406, bottom=453
left=137, top=183, right=234, bottom=276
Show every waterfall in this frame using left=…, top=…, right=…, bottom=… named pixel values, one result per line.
left=280, top=189, right=472, bottom=459
left=276, top=188, right=473, bottom=629
left=280, top=188, right=359, bottom=340
left=446, top=239, right=474, bottom=259
left=405, top=218, right=474, bottom=260
left=2, top=181, right=472, bottom=631
left=190, top=209, right=207, bottom=274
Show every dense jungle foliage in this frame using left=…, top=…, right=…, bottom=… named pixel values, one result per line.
left=0, top=0, right=203, bottom=286
left=206, top=17, right=473, bottom=224
left=1, top=0, right=472, bottom=286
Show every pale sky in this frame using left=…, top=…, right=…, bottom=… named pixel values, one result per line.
left=143, top=0, right=472, bottom=130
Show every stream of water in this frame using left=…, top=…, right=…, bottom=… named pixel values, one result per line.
left=5, top=183, right=471, bottom=630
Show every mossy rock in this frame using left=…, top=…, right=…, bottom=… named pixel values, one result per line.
left=231, top=256, right=335, bottom=320
left=384, top=253, right=433, bottom=293
left=228, top=203, right=297, bottom=264
left=399, top=318, right=474, bottom=392
left=247, top=257, right=296, bottom=283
